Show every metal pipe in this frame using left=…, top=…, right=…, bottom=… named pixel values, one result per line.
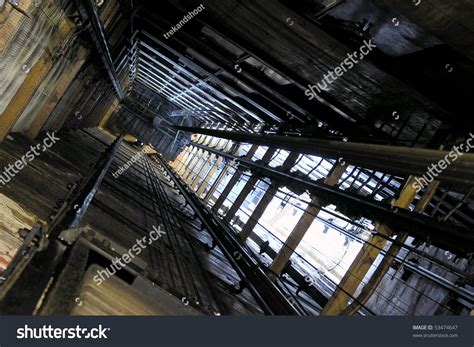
left=173, top=126, right=474, bottom=187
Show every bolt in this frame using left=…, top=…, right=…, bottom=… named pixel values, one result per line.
left=21, top=64, right=30, bottom=74
left=392, top=18, right=400, bottom=27
left=234, top=64, right=242, bottom=73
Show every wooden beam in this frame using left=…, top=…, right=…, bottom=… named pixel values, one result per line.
left=224, top=147, right=277, bottom=220
left=26, top=47, right=89, bottom=139
left=184, top=149, right=204, bottom=182
left=0, top=17, right=74, bottom=141
left=239, top=152, right=300, bottom=240
left=179, top=147, right=198, bottom=176
left=98, top=99, right=119, bottom=129
left=0, top=2, right=33, bottom=50
left=339, top=180, right=440, bottom=315
left=189, top=151, right=210, bottom=185
left=320, top=176, right=419, bottom=315
left=212, top=144, right=259, bottom=211
left=197, top=141, right=234, bottom=197
left=171, top=146, right=189, bottom=169
left=268, top=163, right=346, bottom=277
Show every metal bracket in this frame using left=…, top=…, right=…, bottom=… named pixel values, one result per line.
left=58, top=227, right=91, bottom=245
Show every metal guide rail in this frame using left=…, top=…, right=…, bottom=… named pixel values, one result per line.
left=0, top=133, right=124, bottom=314
left=138, top=153, right=219, bottom=314
left=154, top=154, right=301, bottom=315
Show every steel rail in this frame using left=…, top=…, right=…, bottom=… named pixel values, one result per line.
left=0, top=133, right=124, bottom=314
left=142, top=155, right=219, bottom=313
left=190, top=142, right=474, bottom=256
left=154, top=155, right=301, bottom=315
left=75, top=0, right=124, bottom=100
